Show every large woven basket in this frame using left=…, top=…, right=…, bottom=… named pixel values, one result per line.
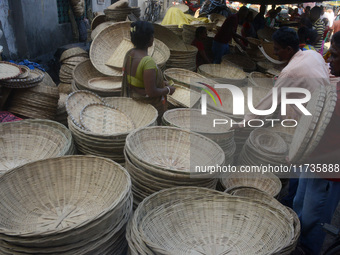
left=221, top=53, right=257, bottom=72
left=91, top=21, right=116, bottom=40
left=163, top=68, right=216, bottom=90
left=90, top=21, right=131, bottom=76
left=125, top=126, right=225, bottom=174
left=91, top=13, right=106, bottom=30
left=167, top=84, right=201, bottom=108
left=126, top=187, right=228, bottom=254
left=137, top=193, right=293, bottom=254
left=257, top=27, right=276, bottom=41
left=162, top=25, right=183, bottom=39
left=0, top=119, right=73, bottom=175
left=221, top=171, right=282, bottom=197
left=167, top=44, right=198, bottom=71
left=0, top=156, right=132, bottom=254
left=198, top=63, right=247, bottom=86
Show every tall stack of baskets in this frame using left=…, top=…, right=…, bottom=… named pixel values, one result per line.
left=0, top=156, right=132, bottom=254
left=126, top=187, right=295, bottom=254
left=66, top=93, right=158, bottom=163
left=124, top=126, right=225, bottom=208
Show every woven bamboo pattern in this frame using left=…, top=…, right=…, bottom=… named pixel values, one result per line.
left=288, top=86, right=326, bottom=163
left=164, top=68, right=216, bottom=89
left=167, top=84, right=201, bottom=108
left=152, top=38, right=170, bottom=69
left=0, top=61, right=21, bottom=80
left=153, top=23, right=187, bottom=51
left=91, top=21, right=116, bottom=40
left=299, top=85, right=337, bottom=163
left=0, top=119, right=73, bottom=175
left=248, top=71, right=275, bottom=89
left=8, top=81, right=59, bottom=119
left=138, top=194, right=293, bottom=254
left=104, top=7, right=140, bottom=22
left=162, top=108, right=235, bottom=163
left=124, top=151, right=217, bottom=208
left=87, top=76, right=122, bottom=95
left=167, top=45, right=198, bottom=71
left=68, top=97, right=157, bottom=163
left=230, top=187, right=300, bottom=254
left=60, top=47, right=87, bottom=62
left=221, top=170, right=282, bottom=197
left=163, top=25, right=183, bottom=38
left=259, top=44, right=286, bottom=65
left=125, top=126, right=225, bottom=174
left=209, top=13, right=226, bottom=27
left=0, top=68, right=45, bottom=88
left=221, top=54, right=256, bottom=72
left=126, top=187, right=227, bottom=254
left=80, top=103, right=135, bottom=134
left=0, top=155, right=132, bottom=254
left=66, top=90, right=105, bottom=128
left=90, top=22, right=131, bottom=76
left=198, top=63, right=247, bottom=86
left=247, top=37, right=262, bottom=49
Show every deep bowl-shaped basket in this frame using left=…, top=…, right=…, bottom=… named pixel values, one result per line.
left=221, top=171, right=282, bottom=197
left=125, top=126, right=225, bottom=174
left=138, top=194, right=293, bottom=254
left=0, top=156, right=131, bottom=244
left=0, top=119, right=72, bottom=174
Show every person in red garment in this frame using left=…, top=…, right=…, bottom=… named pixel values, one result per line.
left=292, top=31, right=340, bottom=255
left=191, top=26, right=211, bottom=70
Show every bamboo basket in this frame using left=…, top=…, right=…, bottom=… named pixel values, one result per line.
left=167, top=84, right=201, bottom=108
left=0, top=119, right=73, bottom=175
left=153, top=23, right=187, bottom=51
left=0, top=155, right=132, bottom=254
left=137, top=194, right=293, bottom=254
left=248, top=71, right=275, bottom=89
left=221, top=53, right=256, bottom=72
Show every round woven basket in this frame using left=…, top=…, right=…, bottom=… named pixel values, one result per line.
left=221, top=171, right=282, bottom=197
left=0, top=61, right=22, bottom=80
left=152, top=38, right=170, bottom=69
left=221, top=54, right=256, bottom=72
left=163, top=68, right=216, bottom=90
left=138, top=194, right=293, bottom=254
left=126, top=187, right=227, bottom=254
left=90, top=21, right=131, bottom=76
left=91, top=14, right=106, bottom=30
left=167, top=44, right=198, bottom=71
left=0, top=155, right=132, bottom=254
left=248, top=71, right=275, bottom=90
left=0, top=119, right=73, bottom=175
left=198, top=63, right=247, bottom=86
left=0, top=68, right=45, bottom=88
left=60, top=47, right=87, bottom=62
left=162, top=25, right=183, bottom=39
left=125, top=126, right=225, bottom=174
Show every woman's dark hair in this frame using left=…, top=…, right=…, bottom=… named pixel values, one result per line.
left=272, top=26, right=300, bottom=52
left=298, top=26, right=317, bottom=45
left=195, top=26, right=207, bottom=39
left=130, top=21, right=154, bottom=49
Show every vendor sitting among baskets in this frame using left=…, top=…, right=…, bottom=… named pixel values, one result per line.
left=122, top=21, right=175, bottom=124
left=191, top=26, right=211, bottom=71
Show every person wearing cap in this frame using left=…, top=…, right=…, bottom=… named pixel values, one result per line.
left=121, top=21, right=175, bottom=124
left=211, top=6, right=249, bottom=64
left=290, top=31, right=340, bottom=255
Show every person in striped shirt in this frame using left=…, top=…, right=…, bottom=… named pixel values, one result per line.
left=310, top=6, right=325, bottom=52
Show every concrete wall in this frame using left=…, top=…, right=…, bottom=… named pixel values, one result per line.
left=20, top=0, right=73, bottom=59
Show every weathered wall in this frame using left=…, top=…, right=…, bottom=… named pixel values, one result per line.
left=0, top=0, right=19, bottom=59
left=20, top=0, right=73, bottom=59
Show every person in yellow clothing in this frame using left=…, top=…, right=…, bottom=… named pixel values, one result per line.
left=122, top=21, right=175, bottom=124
